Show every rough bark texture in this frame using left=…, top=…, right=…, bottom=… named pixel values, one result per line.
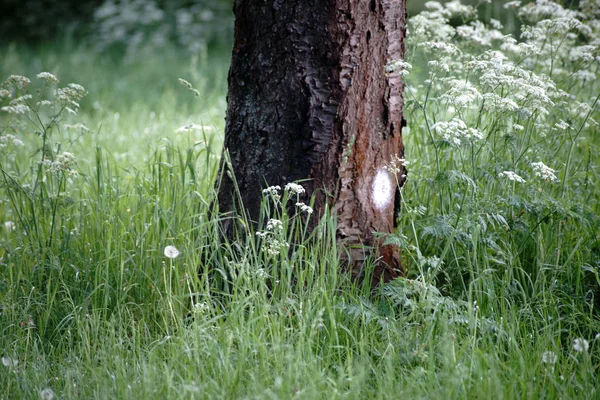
left=218, top=0, right=407, bottom=284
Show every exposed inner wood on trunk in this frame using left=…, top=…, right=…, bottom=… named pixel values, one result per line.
left=219, top=0, right=407, bottom=284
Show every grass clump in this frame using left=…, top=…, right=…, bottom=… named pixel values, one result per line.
left=1, top=0, right=599, bottom=398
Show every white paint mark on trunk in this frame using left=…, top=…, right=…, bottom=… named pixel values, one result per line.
left=372, top=169, right=393, bottom=210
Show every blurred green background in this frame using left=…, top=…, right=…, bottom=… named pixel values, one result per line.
left=0, top=0, right=523, bottom=47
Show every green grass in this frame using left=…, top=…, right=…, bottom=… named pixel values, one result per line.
left=1, top=1, right=599, bottom=398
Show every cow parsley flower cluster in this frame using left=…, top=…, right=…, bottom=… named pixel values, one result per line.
left=36, top=72, right=59, bottom=85
left=284, top=182, right=305, bottom=195
left=256, top=218, right=289, bottom=257
left=295, top=202, right=313, bottom=215
left=386, top=59, right=412, bottom=76
left=498, top=171, right=526, bottom=183
left=39, top=152, right=78, bottom=175
left=54, top=83, right=88, bottom=115
left=530, top=161, right=558, bottom=182
left=262, top=185, right=281, bottom=200
left=431, top=118, right=483, bottom=146
left=439, top=79, right=481, bottom=108
left=0, top=134, right=24, bottom=149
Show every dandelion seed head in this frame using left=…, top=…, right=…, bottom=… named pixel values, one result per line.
left=40, top=388, right=55, bottom=400
left=542, top=351, right=557, bottom=364
left=164, top=245, right=180, bottom=259
left=2, top=356, right=18, bottom=368
left=573, top=338, right=589, bottom=353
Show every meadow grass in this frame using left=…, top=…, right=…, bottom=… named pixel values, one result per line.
left=1, top=1, right=599, bottom=399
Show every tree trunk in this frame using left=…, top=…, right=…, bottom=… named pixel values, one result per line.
left=218, top=0, right=407, bottom=284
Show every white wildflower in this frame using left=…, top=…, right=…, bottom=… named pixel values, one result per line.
left=0, top=89, right=10, bottom=99
left=554, top=120, right=570, bottom=130
left=440, top=79, right=481, bottom=107
left=164, top=245, right=180, bottom=259
left=4, top=221, right=15, bottom=231
left=573, top=338, right=589, bottom=353
left=255, top=268, right=269, bottom=279
left=499, top=171, right=526, bottom=183
left=1, top=104, right=30, bottom=114
left=490, top=19, right=504, bottom=30
left=295, top=202, right=314, bottom=214
left=427, top=60, right=450, bottom=73
left=266, top=219, right=283, bottom=231
left=192, top=302, right=209, bottom=314
left=54, top=83, right=87, bottom=109
left=431, top=118, right=483, bottom=146
left=500, top=36, right=541, bottom=56
left=284, top=182, right=305, bottom=195
left=385, top=155, right=409, bottom=174
left=481, top=93, right=519, bottom=113
left=266, top=238, right=289, bottom=256
left=518, top=2, right=581, bottom=24
left=457, top=21, right=504, bottom=47
left=5, top=75, right=30, bottom=89
left=262, top=185, right=281, bottom=197
left=420, top=41, right=461, bottom=55
left=0, top=134, right=24, bottom=147
left=386, top=59, right=412, bottom=76
left=573, top=70, right=596, bottom=83
left=569, top=45, right=598, bottom=62
left=424, top=1, right=444, bottom=11
left=408, top=13, right=456, bottom=43
left=444, top=0, right=476, bottom=17
left=10, top=94, right=32, bottom=105
left=45, top=152, right=76, bottom=173
left=36, top=72, right=59, bottom=85
left=530, top=161, right=558, bottom=182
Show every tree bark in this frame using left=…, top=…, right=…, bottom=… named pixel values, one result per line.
left=218, top=0, right=407, bottom=284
